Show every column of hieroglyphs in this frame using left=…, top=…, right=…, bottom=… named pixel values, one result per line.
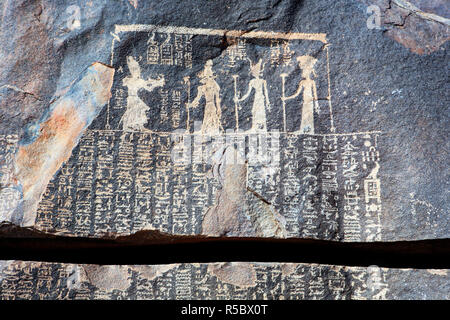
left=253, top=264, right=270, bottom=299
left=153, top=134, right=172, bottom=233
left=247, top=132, right=282, bottom=208
left=175, top=264, right=193, bottom=299
left=247, top=135, right=265, bottom=194
left=268, top=265, right=284, bottom=299
left=133, top=132, right=153, bottom=232
left=341, top=136, right=362, bottom=241
left=54, top=160, right=76, bottom=233
left=157, top=266, right=175, bottom=299
left=115, top=132, right=134, bottom=234
left=308, top=265, right=326, bottom=299
left=327, top=266, right=347, bottom=300
left=269, top=40, right=293, bottom=67
left=320, top=135, right=339, bottom=239
left=160, top=34, right=173, bottom=66
left=0, top=135, right=20, bottom=223
left=159, top=87, right=170, bottom=125
left=171, top=133, right=190, bottom=235
left=74, top=130, right=95, bottom=236
left=190, top=132, right=207, bottom=234
left=266, top=132, right=281, bottom=205
left=35, top=182, right=56, bottom=231
left=174, top=34, right=184, bottom=67
left=349, top=269, right=368, bottom=300
left=225, top=38, right=247, bottom=68
left=171, top=89, right=182, bottom=130
left=301, top=136, right=320, bottom=238
left=0, top=263, right=19, bottom=299
left=133, top=269, right=156, bottom=299
left=285, top=266, right=306, bottom=299
left=362, top=134, right=382, bottom=241
left=184, top=34, right=193, bottom=69
left=34, top=264, right=54, bottom=299
left=190, top=265, right=211, bottom=299
left=281, top=135, right=301, bottom=237
left=93, top=130, right=115, bottom=234
left=147, top=32, right=192, bottom=68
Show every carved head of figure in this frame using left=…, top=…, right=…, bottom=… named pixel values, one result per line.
left=198, top=59, right=215, bottom=83
left=249, top=58, right=264, bottom=78
left=126, top=56, right=142, bottom=79
left=296, top=55, right=318, bottom=79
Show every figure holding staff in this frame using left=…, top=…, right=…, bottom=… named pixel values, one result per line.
left=234, top=59, right=270, bottom=133
left=188, top=60, right=223, bottom=135
left=281, top=55, right=320, bottom=134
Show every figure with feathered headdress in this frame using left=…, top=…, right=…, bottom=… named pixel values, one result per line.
left=188, top=60, right=223, bottom=135
left=234, top=58, right=271, bottom=132
left=281, top=55, right=319, bottom=134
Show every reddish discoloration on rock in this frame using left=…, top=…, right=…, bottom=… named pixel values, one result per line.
left=16, top=104, right=84, bottom=197
left=14, top=63, right=114, bottom=226
left=385, top=13, right=449, bottom=55
left=360, top=0, right=449, bottom=54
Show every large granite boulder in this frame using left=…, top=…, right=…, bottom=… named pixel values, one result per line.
left=0, top=0, right=448, bottom=300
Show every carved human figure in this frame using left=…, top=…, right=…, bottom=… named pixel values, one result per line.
left=234, top=59, right=271, bottom=132
left=282, top=55, right=319, bottom=134
left=121, top=56, right=165, bottom=131
left=188, top=60, right=223, bottom=135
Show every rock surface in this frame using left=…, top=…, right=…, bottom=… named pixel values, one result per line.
left=360, top=0, right=449, bottom=54
left=0, top=260, right=448, bottom=300
left=0, top=0, right=448, bottom=243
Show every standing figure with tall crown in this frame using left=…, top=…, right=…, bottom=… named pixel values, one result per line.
left=188, top=60, right=223, bottom=135
left=281, top=55, right=319, bottom=134
left=121, top=56, right=165, bottom=131
left=234, top=58, right=271, bottom=132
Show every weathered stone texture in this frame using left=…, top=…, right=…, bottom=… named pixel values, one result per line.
left=0, top=261, right=448, bottom=300
left=360, top=0, right=449, bottom=54
left=0, top=0, right=448, bottom=242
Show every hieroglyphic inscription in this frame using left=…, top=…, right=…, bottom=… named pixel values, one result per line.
left=0, top=134, right=20, bottom=223
left=2, top=261, right=447, bottom=300
left=34, top=25, right=384, bottom=240
left=35, top=130, right=382, bottom=240
left=146, top=32, right=193, bottom=68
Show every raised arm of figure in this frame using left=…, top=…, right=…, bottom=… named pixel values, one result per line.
left=190, top=85, right=204, bottom=108
left=283, top=80, right=304, bottom=101
left=147, top=76, right=165, bottom=91
left=236, top=80, right=254, bottom=103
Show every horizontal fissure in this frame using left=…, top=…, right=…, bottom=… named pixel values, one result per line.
left=0, top=224, right=449, bottom=269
